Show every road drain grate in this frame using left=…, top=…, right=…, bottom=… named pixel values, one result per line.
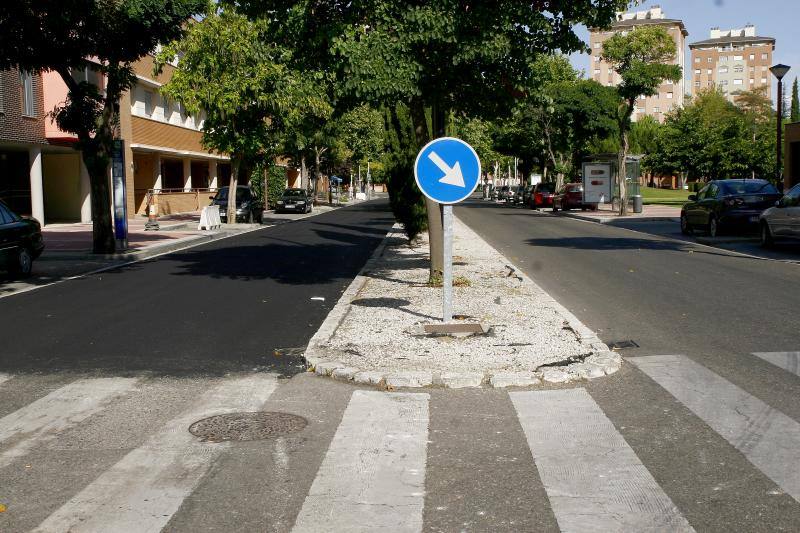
left=189, top=412, right=307, bottom=442
left=608, top=340, right=640, bottom=350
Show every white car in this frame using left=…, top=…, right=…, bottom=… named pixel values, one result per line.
left=759, top=183, right=800, bottom=247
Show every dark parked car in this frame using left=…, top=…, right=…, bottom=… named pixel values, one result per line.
left=276, top=188, right=313, bottom=214
left=512, top=185, right=526, bottom=204
left=759, top=183, right=800, bottom=246
left=496, top=186, right=510, bottom=202
left=680, top=179, right=782, bottom=237
left=521, top=184, right=535, bottom=206
left=210, top=186, right=264, bottom=223
left=553, top=183, right=594, bottom=211
left=0, top=200, right=44, bottom=277
left=530, top=182, right=556, bottom=209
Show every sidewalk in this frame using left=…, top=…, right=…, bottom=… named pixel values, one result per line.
left=305, top=217, right=621, bottom=389
left=556, top=202, right=681, bottom=223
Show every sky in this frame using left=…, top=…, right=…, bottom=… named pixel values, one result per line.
left=568, top=0, right=800, bottom=99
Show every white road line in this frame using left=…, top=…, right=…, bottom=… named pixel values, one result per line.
left=631, top=355, right=800, bottom=503
left=753, top=352, right=800, bottom=377
left=510, top=388, right=694, bottom=533
left=292, top=391, right=429, bottom=533
left=0, top=377, right=138, bottom=469
left=0, top=373, right=12, bottom=387
left=34, top=374, right=277, bottom=533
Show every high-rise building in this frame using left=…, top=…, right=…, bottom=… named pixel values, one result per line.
left=688, top=25, right=775, bottom=102
left=589, top=6, right=688, bottom=123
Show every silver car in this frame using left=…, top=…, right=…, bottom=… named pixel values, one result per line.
left=759, top=183, right=800, bottom=246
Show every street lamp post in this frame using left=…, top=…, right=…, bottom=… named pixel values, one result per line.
left=770, top=64, right=791, bottom=189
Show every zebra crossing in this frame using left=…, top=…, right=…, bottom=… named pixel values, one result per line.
left=1, top=352, right=800, bottom=532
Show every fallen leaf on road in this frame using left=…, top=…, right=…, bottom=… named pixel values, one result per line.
left=0, top=503, right=6, bottom=512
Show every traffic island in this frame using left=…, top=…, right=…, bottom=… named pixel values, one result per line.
left=304, top=217, right=622, bottom=389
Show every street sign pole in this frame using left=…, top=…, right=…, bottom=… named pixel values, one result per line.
left=442, top=205, right=453, bottom=322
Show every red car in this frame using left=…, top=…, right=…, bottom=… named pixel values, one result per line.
left=553, top=183, right=596, bottom=211
left=530, top=183, right=555, bottom=209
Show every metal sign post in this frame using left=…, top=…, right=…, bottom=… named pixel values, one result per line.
left=414, top=137, right=481, bottom=323
left=111, top=139, right=128, bottom=250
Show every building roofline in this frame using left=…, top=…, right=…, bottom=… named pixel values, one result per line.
left=590, top=18, right=689, bottom=37
left=688, top=36, right=776, bottom=49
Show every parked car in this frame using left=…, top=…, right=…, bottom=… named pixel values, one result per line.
left=530, top=182, right=556, bottom=209
left=276, top=188, right=313, bottom=214
left=553, top=183, right=595, bottom=211
left=0, top=200, right=44, bottom=277
left=512, top=185, right=526, bottom=204
left=521, top=184, right=535, bottom=206
left=759, top=183, right=800, bottom=246
left=680, top=179, right=782, bottom=237
left=210, top=186, right=264, bottom=223
left=497, top=186, right=510, bottom=202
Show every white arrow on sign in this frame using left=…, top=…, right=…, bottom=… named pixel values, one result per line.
left=428, top=151, right=465, bottom=188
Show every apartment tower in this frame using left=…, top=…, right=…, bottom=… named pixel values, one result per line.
left=589, top=6, right=688, bottom=123
left=688, top=25, right=775, bottom=102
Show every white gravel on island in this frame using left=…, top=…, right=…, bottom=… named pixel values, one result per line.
left=323, top=217, right=594, bottom=375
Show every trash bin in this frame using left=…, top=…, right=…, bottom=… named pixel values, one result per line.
left=632, top=194, right=643, bottom=213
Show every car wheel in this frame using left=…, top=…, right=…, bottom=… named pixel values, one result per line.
left=680, top=213, right=693, bottom=235
left=760, top=221, right=774, bottom=248
left=708, top=215, right=719, bottom=238
left=10, top=247, right=33, bottom=278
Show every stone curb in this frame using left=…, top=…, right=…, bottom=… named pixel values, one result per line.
left=303, top=218, right=624, bottom=390
left=551, top=211, right=680, bottom=225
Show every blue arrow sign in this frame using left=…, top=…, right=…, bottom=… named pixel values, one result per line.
left=414, top=137, right=481, bottom=204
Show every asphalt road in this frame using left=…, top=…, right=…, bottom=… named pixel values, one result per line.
left=0, top=199, right=395, bottom=375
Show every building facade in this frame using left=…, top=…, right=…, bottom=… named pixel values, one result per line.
left=1, top=67, right=92, bottom=224
left=688, top=26, right=775, bottom=102
left=589, top=6, right=688, bottom=123
left=0, top=55, right=231, bottom=226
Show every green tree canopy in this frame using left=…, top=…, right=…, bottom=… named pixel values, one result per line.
left=0, top=0, right=205, bottom=252
left=156, top=6, right=331, bottom=219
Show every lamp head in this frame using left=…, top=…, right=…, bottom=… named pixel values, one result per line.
left=770, top=64, right=791, bottom=80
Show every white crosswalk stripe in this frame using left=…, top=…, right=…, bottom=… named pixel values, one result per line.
left=33, top=374, right=277, bottom=533
left=631, top=354, right=800, bottom=504
left=292, top=390, right=429, bottom=533
left=0, top=377, right=138, bottom=469
left=511, top=388, right=694, bottom=533
left=753, top=351, right=800, bottom=377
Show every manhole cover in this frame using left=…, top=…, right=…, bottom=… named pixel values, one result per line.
left=189, top=412, right=307, bottom=442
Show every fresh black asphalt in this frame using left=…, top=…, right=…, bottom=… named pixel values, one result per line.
left=0, top=199, right=395, bottom=376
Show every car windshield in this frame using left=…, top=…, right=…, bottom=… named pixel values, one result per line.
left=537, top=184, right=554, bottom=193
left=283, top=189, right=307, bottom=197
left=214, top=187, right=249, bottom=202
left=719, top=181, right=778, bottom=195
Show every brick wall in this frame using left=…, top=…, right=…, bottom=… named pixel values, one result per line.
left=0, top=68, right=47, bottom=144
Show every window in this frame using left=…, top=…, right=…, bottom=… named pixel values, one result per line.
left=761, top=77, right=768, bottom=84
left=750, top=79, right=755, bottom=85
left=667, top=92, right=674, bottom=99
left=695, top=81, right=701, bottom=87
left=720, top=56, right=727, bottom=62
left=719, top=66, right=729, bottom=74
left=707, top=69, right=713, bottom=75
left=734, top=66, right=743, bottom=73
left=762, top=53, right=768, bottom=60
left=594, top=56, right=600, bottom=63
left=0, top=203, right=13, bottom=225
left=708, top=57, right=713, bottom=63
left=653, top=106, right=660, bottom=113
left=695, top=57, right=701, bottom=63
left=721, top=80, right=729, bottom=86
left=143, top=90, right=153, bottom=117
left=593, top=42, right=601, bottom=49
left=694, top=69, right=701, bottom=75
left=733, top=79, right=743, bottom=85
left=749, top=54, right=755, bottom=61
left=594, top=69, right=600, bottom=75
left=20, top=70, right=34, bottom=117
left=734, top=55, right=743, bottom=61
